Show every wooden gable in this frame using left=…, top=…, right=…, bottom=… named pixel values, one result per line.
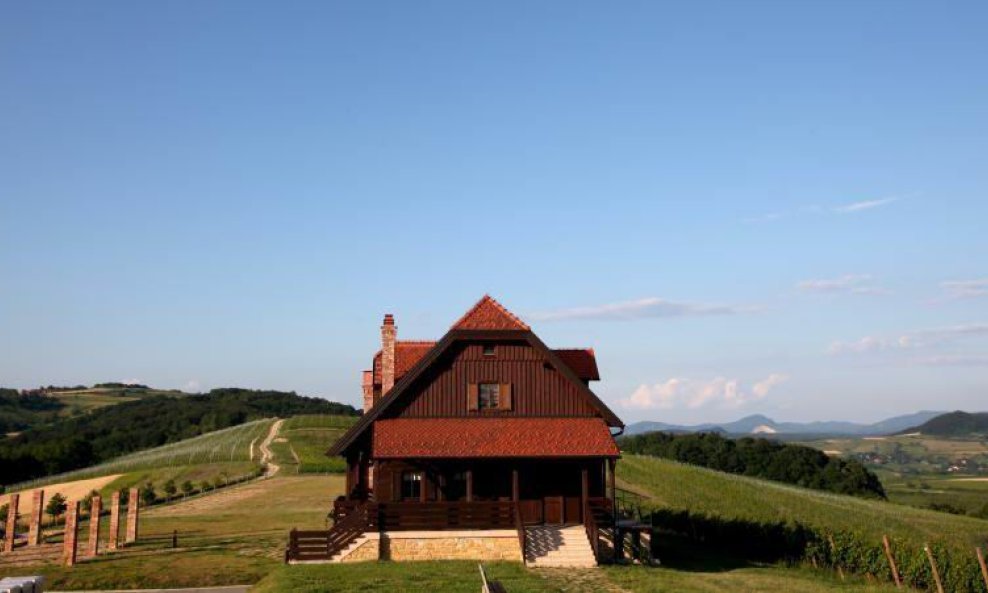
left=384, top=340, right=597, bottom=419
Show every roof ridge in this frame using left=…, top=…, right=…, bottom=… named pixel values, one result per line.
left=451, top=294, right=530, bottom=331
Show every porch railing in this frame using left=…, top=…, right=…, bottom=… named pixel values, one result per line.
left=368, top=501, right=518, bottom=531
left=584, top=497, right=613, bottom=563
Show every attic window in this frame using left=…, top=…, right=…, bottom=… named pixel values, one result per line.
left=482, top=344, right=496, bottom=356
left=478, top=383, right=500, bottom=409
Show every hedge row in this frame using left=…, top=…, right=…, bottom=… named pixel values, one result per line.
left=650, top=508, right=988, bottom=592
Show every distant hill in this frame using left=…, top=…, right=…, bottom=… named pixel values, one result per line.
left=625, top=411, right=945, bottom=437
left=1, top=384, right=188, bottom=434
left=900, top=411, right=988, bottom=436
left=618, top=430, right=886, bottom=499
left=0, top=388, right=357, bottom=486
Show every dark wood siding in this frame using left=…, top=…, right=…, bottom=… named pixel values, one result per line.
left=386, top=341, right=598, bottom=418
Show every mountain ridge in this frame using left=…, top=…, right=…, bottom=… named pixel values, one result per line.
left=625, top=410, right=946, bottom=436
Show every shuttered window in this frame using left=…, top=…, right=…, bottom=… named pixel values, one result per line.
left=478, top=383, right=499, bottom=409
left=468, top=382, right=513, bottom=411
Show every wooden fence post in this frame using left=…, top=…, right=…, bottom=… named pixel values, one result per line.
left=828, top=535, right=845, bottom=581
left=882, top=535, right=902, bottom=588
left=923, top=544, right=944, bottom=593
left=976, top=547, right=988, bottom=592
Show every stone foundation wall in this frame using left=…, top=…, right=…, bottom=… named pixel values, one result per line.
left=339, top=536, right=379, bottom=563
left=382, top=530, right=521, bottom=562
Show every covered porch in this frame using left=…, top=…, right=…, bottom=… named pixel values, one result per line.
left=347, top=456, right=617, bottom=525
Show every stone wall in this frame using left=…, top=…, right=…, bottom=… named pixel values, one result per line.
left=382, top=530, right=521, bottom=562
left=339, top=535, right=380, bottom=563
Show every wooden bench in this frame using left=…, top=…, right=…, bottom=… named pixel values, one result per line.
left=478, top=564, right=506, bottom=593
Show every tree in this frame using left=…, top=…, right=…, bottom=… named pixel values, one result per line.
left=139, top=482, right=156, bottom=506
left=46, top=492, right=67, bottom=523
left=180, top=480, right=194, bottom=498
left=199, top=480, right=211, bottom=492
left=163, top=479, right=177, bottom=500
left=80, top=489, right=99, bottom=515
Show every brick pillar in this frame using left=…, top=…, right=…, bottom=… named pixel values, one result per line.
left=28, top=490, right=44, bottom=546
left=3, top=492, right=18, bottom=553
left=87, top=495, right=102, bottom=557
left=380, top=314, right=396, bottom=395
left=125, top=487, right=139, bottom=544
left=107, top=491, right=121, bottom=551
left=63, top=500, right=79, bottom=566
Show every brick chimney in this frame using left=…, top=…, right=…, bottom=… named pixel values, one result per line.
left=381, top=313, right=397, bottom=396
left=361, top=370, right=374, bottom=413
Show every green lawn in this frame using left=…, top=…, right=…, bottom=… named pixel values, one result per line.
left=17, top=475, right=343, bottom=590
left=617, top=454, right=988, bottom=549
left=254, top=562, right=561, bottom=593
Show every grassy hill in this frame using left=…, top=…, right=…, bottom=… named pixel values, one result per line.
left=617, top=455, right=988, bottom=549
left=0, top=388, right=357, bottom=486
left=7, top=418, right=277, bottom=492
left=902, top=411, right=988, bottom=436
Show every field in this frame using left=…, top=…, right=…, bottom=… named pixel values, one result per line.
left=272, top=414, right=357, bottom=474
left=6, top=419, right=275, bottom=492
left=47, top=387, right=185, bottom=416
left=617, top=454, right=988, bottom=549
left=795, top=433, right=988, bottom=516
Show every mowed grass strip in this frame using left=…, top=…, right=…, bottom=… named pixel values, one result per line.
left=253, top=561, right=563, bottom=593
left=278, top=414, right=356, bottom=473
left=618, top=455, right=988, bottom=548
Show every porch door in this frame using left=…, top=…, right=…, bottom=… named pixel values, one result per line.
left=544, top=496, right=564, bottom=524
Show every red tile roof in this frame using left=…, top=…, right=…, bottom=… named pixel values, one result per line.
left=373, top=341, right=437, bottom=384
left=372, top=417, right=619, bottom=458
left=554, top=348, right=600, bottom=381
left=451, top=295, right=530, bottom=331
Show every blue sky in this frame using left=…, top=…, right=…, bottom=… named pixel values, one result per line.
left=2, top=1, right=986, bottom=424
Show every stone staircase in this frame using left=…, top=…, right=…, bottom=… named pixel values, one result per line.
left=524, top=525, right=596, bottom=568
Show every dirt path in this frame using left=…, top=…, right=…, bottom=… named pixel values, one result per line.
left=259, top=418, right=284, bottom=477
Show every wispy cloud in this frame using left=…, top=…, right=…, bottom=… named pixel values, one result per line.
left=743, top=195, right=901, bottom=223
left=829, top=323, right=988, bottom=355
left=833, top=197, right=898, bottom=213
left=913, top=355, right=988, bottom=367
left=528, top=297, right=743, bottom=322
left=622, top=374, right=789, bottom=410
left=797, top=274, right=887, bottom=295
left=940, top=279, right=988, bottom=300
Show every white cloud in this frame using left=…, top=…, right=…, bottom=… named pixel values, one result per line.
left=833, top=197, right=898, bottom=213
left=622, top=374, right=788, bottom=410
left=752, top=373, right=789, bottom=398
left=829, top=323, right=988, bottom=355
left=940, top=279, right=988, bottom=300
left=183, top=380, right=202, bottom=392
left=528, top=297, right=742, bottom=322
left=797, top=274, right=887, bottom=295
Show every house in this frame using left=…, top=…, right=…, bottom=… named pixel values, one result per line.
left=288, top=296, right=627, bottom=566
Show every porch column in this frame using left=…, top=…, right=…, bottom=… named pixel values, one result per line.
left=608, top=458, right=616, bottom=511
left=581, top=468, right=589, bottom=509
left=438, top=473, right=445, bottom=502
left=419, top=470, right=427, bottom=502
left=512, top=469, right=519, bottom=502
left=466, top=469, right=473, bottom=502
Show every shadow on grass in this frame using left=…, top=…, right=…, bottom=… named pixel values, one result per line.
left=644, top=508, right=815, bottom=573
